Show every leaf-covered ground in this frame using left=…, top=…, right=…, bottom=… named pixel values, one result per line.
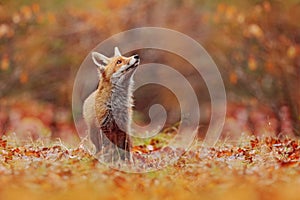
left=0, top=136, right=300, bottom=200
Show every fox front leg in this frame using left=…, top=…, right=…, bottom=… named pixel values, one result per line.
left=89, top=124, right=102, bottom=153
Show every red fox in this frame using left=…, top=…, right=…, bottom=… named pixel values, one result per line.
left=83, top=47, right=140, bottom=160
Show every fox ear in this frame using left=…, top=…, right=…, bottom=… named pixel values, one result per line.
left=92, top=52, right=110, bottom=65
left=92, top=52, right=109, bottom=73
left=114, top=47, right=121, bottom=57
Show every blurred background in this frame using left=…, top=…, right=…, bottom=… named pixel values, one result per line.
left=0, top=0, right=299, bottom=144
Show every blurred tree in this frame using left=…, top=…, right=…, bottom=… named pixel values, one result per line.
left=0, top=0, right=299, bottom=137
left=207, top=1, right=300, bottom=135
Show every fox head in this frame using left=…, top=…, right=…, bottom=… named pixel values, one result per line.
left=91, top=47, right=140, bottom=86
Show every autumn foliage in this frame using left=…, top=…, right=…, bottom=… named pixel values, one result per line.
left=0, top=0, right=300, bottom=199
left=0, top=0, right=299, bottom=139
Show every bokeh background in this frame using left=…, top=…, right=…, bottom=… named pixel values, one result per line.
left=0, top=0, right=299, bottom=144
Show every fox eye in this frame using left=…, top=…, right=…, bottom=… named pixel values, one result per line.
left=116, top=60, right=122, bottom=64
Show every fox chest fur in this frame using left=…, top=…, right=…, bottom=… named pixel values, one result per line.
left=95, top=75, right=132, bottom=133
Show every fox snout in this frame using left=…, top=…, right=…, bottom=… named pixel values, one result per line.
left=129, top=54, right=140, bottom=66
left=124, top=54, right=139, bottom=73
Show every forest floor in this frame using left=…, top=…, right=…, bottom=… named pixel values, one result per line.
left=0, top=135, right=299, bottom=200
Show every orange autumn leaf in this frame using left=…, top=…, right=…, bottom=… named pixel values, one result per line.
left=263, top=1, right=271, bottom=12
left=47, top=12, right=56, bottom=24
left=225, top=6, right=236, bottom=20
left=248, top=56, right=257, bottom=71
left=0, top=138, right=7, bottom=148
left=217, top=3, right=226, bottom=14
left=265, top=60, right=275, bottom=74
left=31, top=3, right=40, bottom=14
left=20, top=72, right=29, bottom=84
left=107, top=0, right=131, bottom=9
left=36, top=14, right=45, bottom=24
left=229, top=72, right=238, bottom=84
left=287, top=46, right=296, bottom=59
left=1, top=55, right=9, bottom=70
left=20, top=6, right=32, bottom=20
